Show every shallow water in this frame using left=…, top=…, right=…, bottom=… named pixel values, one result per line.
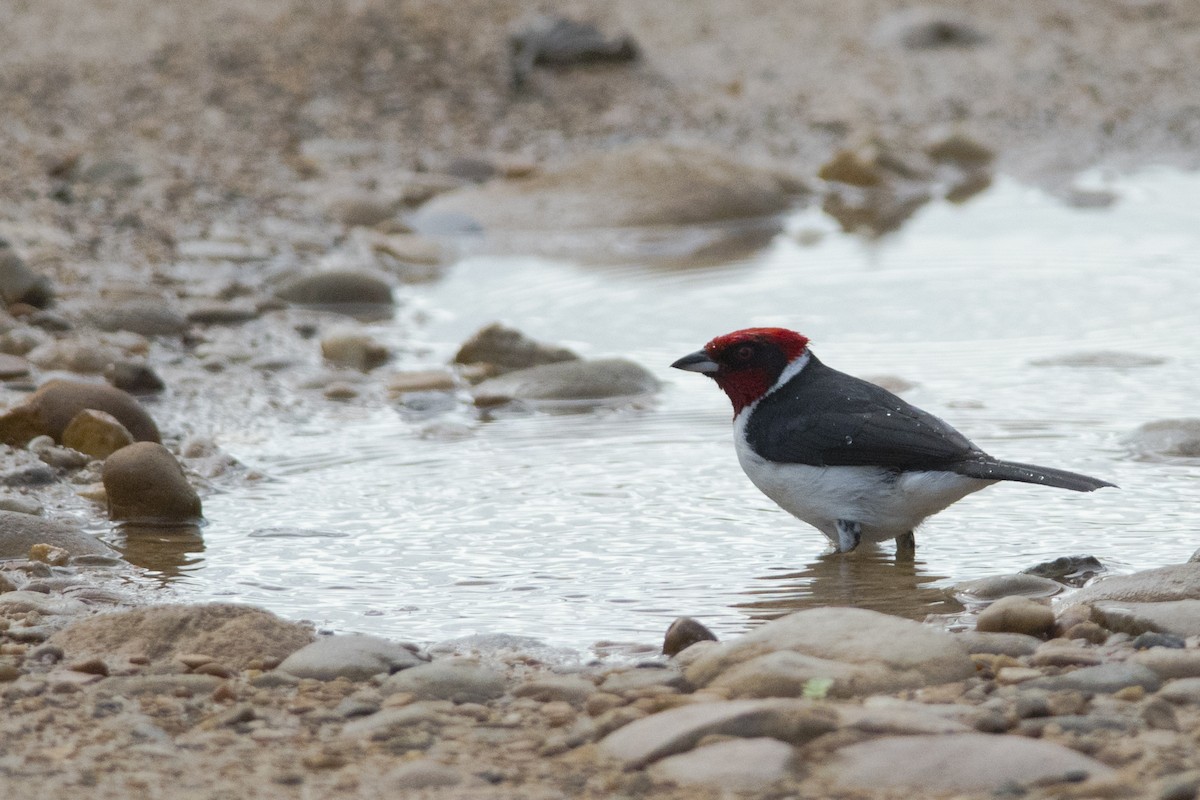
left=125, top=169, right=1200, bottom=652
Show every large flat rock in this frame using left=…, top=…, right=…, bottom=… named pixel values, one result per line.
left=685, top=607, right=974, bottom=694
left=1067, top=564, right=1200, bottom=605
left=821, top=733, right=1115, bottom=792
left=1092, top=599, right=1200, bottom=638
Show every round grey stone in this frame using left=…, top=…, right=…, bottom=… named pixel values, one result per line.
left=278, top=634, right=426, bottom=681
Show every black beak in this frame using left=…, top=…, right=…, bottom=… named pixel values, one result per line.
left=671, top=349, right=719, bottom=374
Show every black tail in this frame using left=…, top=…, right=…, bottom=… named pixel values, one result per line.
left=953, top=458, right=1116, bottom=492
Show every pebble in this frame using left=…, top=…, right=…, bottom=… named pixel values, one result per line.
left=1122, top=418, right=1200, bottom=459
left=47, top=603, right=314, bottom=670
left=511, top=675, right=597, bottom=706
left=955, top=573, right=1064, bottom=600
left=85, top=301, right=188, bottom=337
left=102, top=442, right=202, bottom=523
left=274, top=270, right=394, bottom=307
left=453, top=322, right=579, bottom=375
left=663, top=616, right=717, bottom=657
left=61, top=409, right=135, bottom=460
left=1132, top=649, right=1200, bottom=679
left=471, top=358, right=660, bottom=406
left=413, top=141, right=801, bottom=232
left=0, top=352, right=31, bottom=379
left=953, top=631, right=1042, bottom=657
left=1156, top=678, right=1200, bottom=705
left=649, top=736, right=794, bottom=790
left=185, top=302, right=260, bottom=326
left=599, top=698, right=836, bottom=768
left=821, top=733, right=1112, bottom=792
left=278, top=634, right=427, bottom=681
left=1024, top=554, right=1105, bottom=582
left=24, top=340, right=123, bottom=373
left=386, top=370, right=457, bottom=396
left=384, top=759, right=464, bottom=789
left=382, top=659, right=508, bottom=704
left=1092, top=599, right=1200, bottom=638
left=1030, top=643, right=1105, bottom=667
left=104, top=361, right=166, bottom=395
left=1134, top=631, right=1187, bottom=650
left=599, top=667, right=686, bottom=695
left=319, top=331, right=390, bottom=371
left=0, top=240, right=53, bottom=307
left=1025, top=662, right=1163, bottom=694
left=0, top=379, right=161, bottom=446
left=0, top=510, right=116, bottom=559
left=975, top=596, right=1056, bottom=637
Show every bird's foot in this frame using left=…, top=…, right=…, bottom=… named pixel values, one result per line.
left=835, top=519, right=861, bottom=553
left=895, top=531, right=916, bottom=561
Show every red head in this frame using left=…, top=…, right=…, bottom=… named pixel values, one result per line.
left=671, top=327, right=811, bottom=415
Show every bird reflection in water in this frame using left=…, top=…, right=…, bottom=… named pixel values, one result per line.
left=735, top=545, right=964, bottom=623
left=110, top=523, right=206, bottom=581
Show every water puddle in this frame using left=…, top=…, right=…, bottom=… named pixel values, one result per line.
left=118, top=169, right=1200, bottom=651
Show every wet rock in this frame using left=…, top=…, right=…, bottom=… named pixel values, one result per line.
left=85, top=301, right=188, bottom=337
left=685, top=608, right=974, bottom=690
left=975, top=596, right=1056, bottom=637
left=925, top=132, right=995, bottom=165
left=1029, top=643, right=1103, bottom=667
left=412, top=142, right=802, bottom=232
left=382, top=658, right=508, bottom=704
left=0, top=239, right=53, bottom=308
left=102, top=442, right=202, bottom=523
left=1032, top=351, right=1166, bottom=368
left=1092, top=600, right=1200, bottom=638
left=1124, top=419, right=1200, bottom=459
left=663, top=616, right=717, bottom=657
left=599, top=698, right=836, bottom=768
left=649, top=737, right=794, bottom=791
left=512, top=675, right=597, bottom=706
left=1025, top=661, right=1163, bottom=694
left=277, top=634, right=426, bottom=681
left=320, top=330, right=390, bottom=371
left=822, top=182, right=931, bottom=238
left=176, top=239, right=269, bottom=263
left=873, top=8, right=989, bottom=50
left=472, top=358, right=659, bottom=406
left=818, top=149, right=888, bottom=187
left=0, top=379, right=160, bottom=446
left=454, top=322, right=579, bottom=375
left=0, top=510, right=115, bottom=559
left=104, top=361, right=165, bottom=395
left=29, top=543, right=70, bottom=566
left=61, top=409, right=135, bottom=459
left=822, top=733, right=1112, bottom=792
left=48, top=603, right=313, bottom=669
left=1024, top=554, right=1105, bottom=583
left=952, top=631, right=1042, bottom=657
left=955, top=573, right=1064, bottom=600
left=387, top=370, right=457, bottom=396
left=385, top=759, right=463, bottom=790
left=510, top=15, right=639, bottom=89
left=366, top=231, right=444, bottom=266
left=1067, top=563, right=1200, bottom=605
left=0, top=494, right=42, bottom=515
left=29, top=435, right=90, bottom=470
left=274, top=270, right=394, bottom=308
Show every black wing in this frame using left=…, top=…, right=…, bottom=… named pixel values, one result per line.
left=743, top=355, right=982, bottom=471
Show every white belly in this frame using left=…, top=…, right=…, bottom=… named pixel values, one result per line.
left=733, top=414, right=993, bottom=544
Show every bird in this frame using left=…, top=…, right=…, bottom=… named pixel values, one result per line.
left=671, top=327, right=1115, bottom=555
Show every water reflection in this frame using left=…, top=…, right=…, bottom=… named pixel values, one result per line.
left=735, top=545, right=965, bottom=623
left=110, top=524, right=206, bottom=580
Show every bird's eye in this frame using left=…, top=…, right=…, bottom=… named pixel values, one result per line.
left=736, top=345, right=754, bottom=361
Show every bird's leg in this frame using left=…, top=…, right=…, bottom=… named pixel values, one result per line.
left=895, top=531, right=916, bottom=560
left=835, top=519, right=861, bottom=553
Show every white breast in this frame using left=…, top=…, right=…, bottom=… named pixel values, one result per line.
left=732, top=400, right=993, bottom=544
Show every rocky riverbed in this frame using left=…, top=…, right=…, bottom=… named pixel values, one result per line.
left=4, top=0, right=1200, bottom=797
